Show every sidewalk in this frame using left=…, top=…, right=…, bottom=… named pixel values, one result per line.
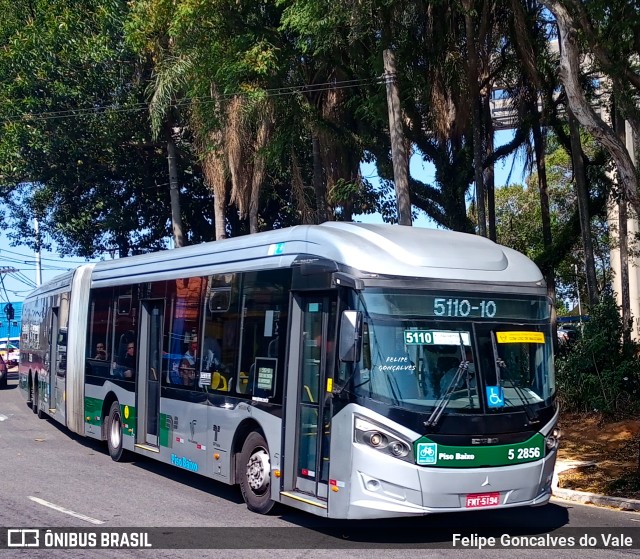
left=553, top=459, right=640, bottom=511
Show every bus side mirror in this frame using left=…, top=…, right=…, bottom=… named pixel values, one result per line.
left=339, top=311, right=362, bottom=363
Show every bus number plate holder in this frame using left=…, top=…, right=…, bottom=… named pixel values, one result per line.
left=465, top=492, right=500, bottom=508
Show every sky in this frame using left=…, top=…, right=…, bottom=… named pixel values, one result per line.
left=0, top=131, right=525, bottom=303
left=0, top=244, right=94, bottom=302
left=359, top=129, right=526, bottom=228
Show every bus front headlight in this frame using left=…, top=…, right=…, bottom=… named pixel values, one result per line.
left=354, top=416, right=413, bottom=463
left=366, top=432, right=384, bottom=447
left=545, top=426, right=562, bottom=450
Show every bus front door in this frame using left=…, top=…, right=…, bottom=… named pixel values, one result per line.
left=137, top=300, right=163, bottom=448
left=289, top=294, right=337, bottom=502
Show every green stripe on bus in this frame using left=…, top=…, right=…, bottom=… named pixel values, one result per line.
left=84, top=396, right=103, bottom=426
left=83, top=398, right=137, bottom=437
left=159, top=413, right=171, bottom=448
left=414, top=433, right=546, bottom=467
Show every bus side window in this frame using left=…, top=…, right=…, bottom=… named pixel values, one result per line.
left=236, top=270, right=290, bottom=398
left=86, top=287, right=114, bottom=378
left=202, top=274, right=240, bottom=393
left=164, top=277, right=206, bottom=390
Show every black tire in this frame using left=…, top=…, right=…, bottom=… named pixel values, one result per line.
left=31, top=378, right=38, bottom=415
left=106, top=401, right=127, bottom=462
left=37, top=399, right=46, bottom=419
left=238, top=432, right=275, bottom=514
left=0, top=375, right=7, bottom=389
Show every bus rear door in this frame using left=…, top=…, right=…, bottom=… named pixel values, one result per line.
left=47, top=308, right=64, bottom=419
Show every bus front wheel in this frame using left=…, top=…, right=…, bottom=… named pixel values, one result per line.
left=107, top=401, right=126, bottom=462
left=239, top=432, right=275, bottom=514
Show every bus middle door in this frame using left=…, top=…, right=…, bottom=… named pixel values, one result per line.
left=136, top=300, right=163, bottom=448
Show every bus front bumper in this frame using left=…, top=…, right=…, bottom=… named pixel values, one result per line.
left=345, top=446, right=557, bottom=519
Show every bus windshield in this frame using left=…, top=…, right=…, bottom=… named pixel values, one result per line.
left=353, top=289, right=555, bottom=414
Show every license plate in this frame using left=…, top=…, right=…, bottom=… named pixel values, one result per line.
left=465, top=492, right=500, bottom=508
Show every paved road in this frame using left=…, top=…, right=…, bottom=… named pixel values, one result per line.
left=1, top=376, right=639, bottom=558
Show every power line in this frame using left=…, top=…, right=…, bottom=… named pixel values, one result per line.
left=0, top=247, right=95, bottom=264
left=0, top=76, right=384, bottom=125
left=12, top=270, right=38, bottom=288
left=0, top=256, right=74, bottom=270
left=0, top=268, right=17, bottom=305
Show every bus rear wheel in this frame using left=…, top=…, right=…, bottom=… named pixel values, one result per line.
left=239, top=432, right=275, bottom=514
left=37, top=399, right=45, bottom=419
left=31, top=378, right=38, bottom=415
left=107, top=401, right=126, bottom=462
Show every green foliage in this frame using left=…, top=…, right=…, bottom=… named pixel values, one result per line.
left=555, top=294, right=640, bottom=416
left=0, top=0, right=630, bottom=275
left=0, top=0, right=213, bottom=257
left=494, top=131, right=611, bottom=307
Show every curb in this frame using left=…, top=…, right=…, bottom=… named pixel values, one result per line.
left=552, top=461, right=640, bottom=511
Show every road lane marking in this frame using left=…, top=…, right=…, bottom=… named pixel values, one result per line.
left=28, top=497, right=104, bottom=525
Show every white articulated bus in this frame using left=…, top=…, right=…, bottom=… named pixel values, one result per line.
left=19, top=222, right=559, bottom=519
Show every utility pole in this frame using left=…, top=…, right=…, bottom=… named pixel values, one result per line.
left=34, top=217, right=42, bottom=287
left=383, top=49, right=412, bottom=226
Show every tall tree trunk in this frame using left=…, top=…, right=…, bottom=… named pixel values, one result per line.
left=541, top=0, right=640, bottom=217
left=568, top=110, right=599, bottom=307
left=311, top=131, right=328, bottom=224
left=462, top=2, right=486, bottom=237
left=614, top=105, right=632, bottom=346
left=532, top=116, right=552, bottom=260
left=483, top=93, right=496, bottom=241
left=531, top=114, right=557, bottom=340
left=212, top=177, right=227, bottom=240
left=619, top=198, right=631, bottom=346
left=166, top=125, right=185, bottom=248
left=383, top=49, right=412, bottom=226
left=291, top=149, right=314, bottom=224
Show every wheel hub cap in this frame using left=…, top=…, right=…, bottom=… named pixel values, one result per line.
left=111, top=415, right=121, bottom=447
left=247, top=450, right=270, bottom=492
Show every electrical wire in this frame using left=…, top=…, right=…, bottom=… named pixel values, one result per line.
left=0, top=272, right=11, bottom=306
left=0, top=247, right=93, bottom=264
left=0, top=76, right=384, bottom=125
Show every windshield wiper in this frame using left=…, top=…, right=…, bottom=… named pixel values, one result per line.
left=425, top=335, right=472, bottom=427
left=490, top=331, right=539, bottom=425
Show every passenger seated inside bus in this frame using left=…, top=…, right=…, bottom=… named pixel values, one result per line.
left=94, top=342, right=108, bottom=360
left=112, top=340, right=136, bottom=379
left=178, top=339, right=198, bottom=387
left=201, top=337, right=222, bottom=372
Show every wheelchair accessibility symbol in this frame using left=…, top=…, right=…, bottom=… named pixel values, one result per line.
left=416, top=442, right=438, bottom=465
left=486, top=386, right=505, bottom=408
